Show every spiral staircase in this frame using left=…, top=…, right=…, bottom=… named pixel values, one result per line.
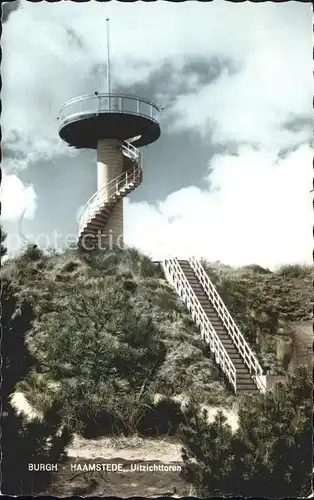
left=78, top=140, right=142, bottom=249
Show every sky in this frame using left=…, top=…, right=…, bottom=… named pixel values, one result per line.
left=1, top=0, right=313, bottom=269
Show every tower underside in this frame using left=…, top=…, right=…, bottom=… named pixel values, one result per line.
left=59, top=112, right=160, bottom=149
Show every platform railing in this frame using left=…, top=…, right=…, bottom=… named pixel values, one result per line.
left=78, top=140, right=142, bottom=235
left=58, top=93, right=159, bottom=126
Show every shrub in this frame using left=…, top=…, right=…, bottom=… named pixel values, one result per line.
left=241, top=264, right=272, bottom=275
left=180, top=368, right=312, bottom=497
left=1, top=223, right=8, bottom=258
left=137, top=398, right=185, bottom=437
left=1, top=279, right=72, bottom=495
left=276, top=264, right=310, bottom=279
left=28, top=279, right=167, bottom=434
left=20, top=244, right=45, bottom=263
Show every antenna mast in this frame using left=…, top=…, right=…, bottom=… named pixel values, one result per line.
left=106, top=18, right=111, bottom=95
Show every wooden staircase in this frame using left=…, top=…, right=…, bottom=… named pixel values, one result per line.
left=178, top=260, right=259, bottom=393
left=78, top=141, right=142, bottom=249
left=163, top=257, right=266, bottom=394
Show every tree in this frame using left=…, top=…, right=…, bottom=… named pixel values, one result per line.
left=1, top=224, right=7, bottom=258
left=180, top=368, right=312, bottom=497
left=232, top=368, right=312, bottom=497
left=1, top=279, right=72, bottom=495
left=181, top=409, right=235, bottom=496
left=29, top=279, right=167, bottom=435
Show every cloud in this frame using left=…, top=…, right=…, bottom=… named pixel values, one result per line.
left=2, top=0, right=21, bottom=23
left=2, top=1, right=312, bottom=268
left=3, top=2, right=311, bottom=156
left=125, top=144, right=312, bottom=270
left=165, top=11, right=312, bottom=151
left=0, top=173, right=37, bottom=221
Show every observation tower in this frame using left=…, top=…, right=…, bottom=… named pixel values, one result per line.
left=58, top=19, right=160, bottom=250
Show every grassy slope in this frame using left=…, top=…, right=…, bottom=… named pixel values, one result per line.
left=203, top=260, right=312, bottom=373
left=3, top=247, right=312, bottom=417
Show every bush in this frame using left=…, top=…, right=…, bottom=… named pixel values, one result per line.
left=27, top=279, right=167, bottom=435
left=1, top=223, right=7, bottom=258
left=276, top=264, right=310, bottom=279
left=241, top=264, right=272, bottom=275
left=20, top=244, right=45, bottom=263
left=137, top=398, right=185, bottom=437
left=1, top=279, right=72, bottom=495
left=180, top=368, right=312, bottom=497
left=60, top=260, right=79, bottom=273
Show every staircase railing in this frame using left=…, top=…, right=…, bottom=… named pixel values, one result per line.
left=188, top=257, right=266, bottom=394
left=78, top=140, right=142, bottom=235
left=163, top=258, right=237, bottom=392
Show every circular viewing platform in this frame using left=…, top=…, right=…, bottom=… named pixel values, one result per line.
left=58, top=93, right=160, bottom=149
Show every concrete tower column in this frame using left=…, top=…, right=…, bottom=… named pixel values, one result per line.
left=97, top=138, right=124, bottom=249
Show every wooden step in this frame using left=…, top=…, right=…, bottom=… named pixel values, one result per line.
left=237, top=388, right=259, bottom=393
left=237, top=385, right=257, bottom=391
left=206, top=311, right=221, bottom=318
left=89, top=218, right=107, bottom=227
left=236, top=375, right=255, bottom=381
left=222, top=343, right=239, bottom=350
left=236, top=368, right=251, bottom=374
left=230, top=361, right=247, bottom=368
left=221, top=339, right=238, bottom=347
left=96, top=207, right=110, bottom=216
left=237, top=382, right=256, bottom=388
left=226, top=349, right=242, bottom=355
left=218, top=332, right=235, bottom=339
left=186, top=280, right=200, bottom=286
left=218, top=336, right=235, bottom=342
left=225, top=353, right=243, bottom=361
left=94, top=213, right=110, bottom=222
left=207, top=316, right=221, bottom=322
left=87, top=226, right=104, bottom=235
left=218, top=333, right=235, bottom=339
left=220, top=343, right=236, bottom=349
left=196, top=297, right=211, bottom=303
left=207, top=319, right=224, bottom=326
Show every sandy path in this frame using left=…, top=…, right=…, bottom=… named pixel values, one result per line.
left=67, top=405, right=239, bottom=462
left=67, top=434, right=183, bottom=462
left=10, top=390, right=239, bottom=463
